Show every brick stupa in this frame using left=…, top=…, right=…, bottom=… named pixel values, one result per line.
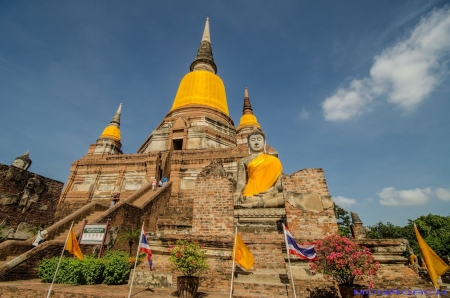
left=0, top=18, right=430, bottom=298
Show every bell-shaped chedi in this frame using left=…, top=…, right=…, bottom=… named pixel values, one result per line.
left=237, top=87, right=261, bottom=134
left=138, top=18, right=236, bottom=153
left=89, top=103, right=123, bottom=155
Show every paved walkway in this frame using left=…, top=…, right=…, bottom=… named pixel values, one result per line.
left=0, top=279, right=229, bottom=298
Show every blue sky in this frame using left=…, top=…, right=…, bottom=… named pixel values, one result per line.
left=1, top=1, right=449, bottom=226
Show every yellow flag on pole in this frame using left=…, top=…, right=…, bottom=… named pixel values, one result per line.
left=233, top=233, right=254, bottom=270
left=65, top=228, right=83, bottom=261
left=414, top=224, right=449, bottom=288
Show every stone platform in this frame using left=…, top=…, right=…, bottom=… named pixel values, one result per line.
left=0, top=279, right=229, bottom=298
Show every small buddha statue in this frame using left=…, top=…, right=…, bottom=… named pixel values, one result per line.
left=11, top=150, right=32, bottom=171
left=234, top=129, right=284, bottom=208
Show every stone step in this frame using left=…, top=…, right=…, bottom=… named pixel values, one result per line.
left=234, top=268, right=289, bottom=285
left=132, top=184, right=166, bottom=208
left=232, top=281, right=291, bottom=298
left=234, top=274, right=289, bottom=285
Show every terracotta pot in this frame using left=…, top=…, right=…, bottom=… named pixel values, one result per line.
left=177, top=276, right=199, bottom=298
left=338, top=284, right=369, bottom=298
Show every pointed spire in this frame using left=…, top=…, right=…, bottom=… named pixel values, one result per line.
left=24, top=150, right=29, bottom=156
left=202, top=17, right=210, bottom=42
left=110, top=103, right=122, bottom=128
left=237, top=87, right=260, bottom=132
left=190, top=17, right=217, bottom=74
left=242, top=87, right=254, bottom=115
left=99, top=103, right=122, bottom=141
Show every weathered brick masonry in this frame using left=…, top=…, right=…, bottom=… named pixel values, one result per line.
left=0, top=164, right=63, bottom=234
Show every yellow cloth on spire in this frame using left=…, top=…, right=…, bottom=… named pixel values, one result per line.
left=65, top=227, right=83, bottom=261
left=233, top=233, right=254, bottom=271
left=237, top=114, right=260, bottom=131
left=100, top=125, right=121, bottom=141
left=171, top=71, right=229, bottom=115
left=243, top=154, right=282, bottom=197
left=414, top=224, right=449, bottom=288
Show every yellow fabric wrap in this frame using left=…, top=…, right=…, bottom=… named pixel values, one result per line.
left=243, top=154, right=282, bottom=197
left=100, top=125, right=121, bottom=141
left=171, top=70, right=229, bottom=115
left=237, top=114, right=260, bottom=131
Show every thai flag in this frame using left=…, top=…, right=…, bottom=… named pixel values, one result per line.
left=139, top=227, right=153, bottom=270
left=283, top=226, right=316, bottom=260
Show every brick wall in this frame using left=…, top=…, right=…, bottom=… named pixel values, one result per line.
left=191, top=162, right=234, bottom=236
left=0, top=242, right=68, bottom=281
left=0, top=164, right=63, bottom=233
left=282, top=168, right=338, bottom=240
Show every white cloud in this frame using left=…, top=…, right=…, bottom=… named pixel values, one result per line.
left=322, top=79, right=374, bottom=121
left=323, top=6, right=450, bottom=121
left=333, top=196, right=357, bottom=208
left=299, top=107, right=310, bottom=120
left=435, top=188, right=450, bottom=202
left=378, top=187, right=432, bottom=206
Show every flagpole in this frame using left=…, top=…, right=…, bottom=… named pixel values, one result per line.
left=282, top=223, right=297, bottom=298
left=128, top=222, right=144, bottom=298
left=46, top=221, right=74, bottom=298
left=434, top=285, right=442, bottom=298
left=229, top=225, right=238, bottom=298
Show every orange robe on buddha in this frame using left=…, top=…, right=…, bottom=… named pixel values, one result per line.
left=243, top=154, right=282, bottom=197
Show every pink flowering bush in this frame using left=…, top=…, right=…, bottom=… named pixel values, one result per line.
left=309, top=234, right=379, bottom=288
left=168, top=240, right=208, bottom=276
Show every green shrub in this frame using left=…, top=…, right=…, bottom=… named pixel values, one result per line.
left=37, top=257, right=84, bottom=285
left=103, top=250, right=130, bottom=285
left=82, top=256, right=105, bottom=285
left=37, top=257, right=59, bottom=283
left=103, top=250, right=129, bottom=260
left=57, top=258, right=85, bottom=285
left=37, top=251, right=130, bottom=285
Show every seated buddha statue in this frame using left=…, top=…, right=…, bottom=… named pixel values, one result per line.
left=234, top=129, right=284, bottom=208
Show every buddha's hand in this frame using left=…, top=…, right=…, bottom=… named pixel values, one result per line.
left=234, top=191, right=243, bottom=205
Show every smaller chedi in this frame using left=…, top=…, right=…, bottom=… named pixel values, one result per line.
left=234, top=128, right=284, bottom=208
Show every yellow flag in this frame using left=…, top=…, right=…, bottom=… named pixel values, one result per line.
left=65, top=228, right=83, bottom=260
left=233, top=233, right=254, bottom=270
left=414, top=224, right=449, bottom=288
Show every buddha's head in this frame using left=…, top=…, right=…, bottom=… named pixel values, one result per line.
left=247, top=129, right=265, bottom=153
left=12, top=151, right=32, bottom=170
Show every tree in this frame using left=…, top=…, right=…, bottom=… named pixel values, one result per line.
left=366, top=214, right=450, bottom=260
left=334, top=204, right=351, bottom=237
left=118, top=226, right=141, bottom=256
left=365, top=222, right=405, bottom=239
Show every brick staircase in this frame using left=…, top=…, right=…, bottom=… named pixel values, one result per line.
left=52, top=210, right=106, bottom=242
left=0, top=181, right=173, bottom=281
left=232, top=268, right=292, bottom=298
left=0, top=208, right=107, bottom=271
left=231, top=233, right=293, bottom=298
left=132, top=187, right=161, bottom=208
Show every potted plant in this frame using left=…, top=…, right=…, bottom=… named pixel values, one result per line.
left=169, top=239, right=209, bottom=298
left=309, top=234, right=379, bottom=298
